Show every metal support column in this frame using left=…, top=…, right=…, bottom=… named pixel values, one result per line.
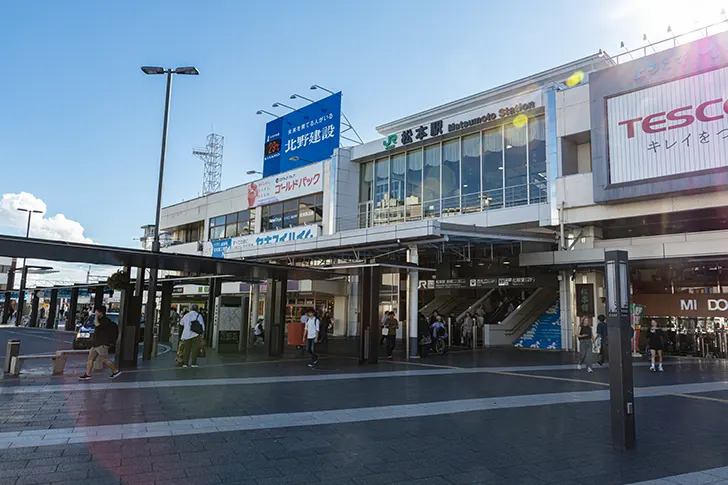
left=239, top=295, right=250, bottom=356
left=264, top=279, right=287, bottom=357
left=159, top=282, right=173, bottom=343
left=29, top=290, right=39, bottom=328
left=143, top=276, right=157, bottom=361
left=66, top=287, right=79, bottom=331
left=2, top=259, right=17, bottom=324
left=1, top=292, right=11, bottom=325
left=116, top=266, right=141, bottom=369
left=605, top=250, right=636, bottom=450
left=46, top=289, right=58, bottom=329
left=407, top=246, right=419, bottom=359
left=206, top=278, right=222, bottom=344
left=94, top=285, right=104, bottom=310
left=359, top=266, right=381, bottom=364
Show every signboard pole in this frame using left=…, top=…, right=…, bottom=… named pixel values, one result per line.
left=605, top=250, right=635, bottom=449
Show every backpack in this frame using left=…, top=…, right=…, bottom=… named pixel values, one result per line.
left=108, top=320, right=119, bottom=344
left=190, top=313, right=204, bottom=335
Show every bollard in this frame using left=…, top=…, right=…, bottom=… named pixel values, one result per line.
left=472, top=325, right=477, bottom=350
left=447, top=318, right=452, bottom=347
left=151, top=325, right=159, bottom=359
left=171, top=327, right=179, bottom=352
left=4, top=340, right=20, bottom=374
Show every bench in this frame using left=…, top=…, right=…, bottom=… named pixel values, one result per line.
left=8, top=350, right=103, bottom=376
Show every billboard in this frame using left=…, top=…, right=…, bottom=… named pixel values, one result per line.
left=589, top=30, right=728, bottom=202
left=204, top=225, right=320, bottom=258
left=262, top=92, right=342, bottom=177
left=607, top=65, right=728, bottom=184
left=247, top=161, right=323, bottom=208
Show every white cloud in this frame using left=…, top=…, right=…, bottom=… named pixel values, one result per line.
left=0, top=192, right=93, bottom=244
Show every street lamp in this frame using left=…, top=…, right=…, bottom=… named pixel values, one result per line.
left=141, top=64, right=198, bottom=360
left=290, top=93, right=314, bottom=103
left=289, top=156, right=315, bottom=164
left=256, top=110, right=278, bottom=118
left=310, top=84, right=335, bottom=95
left=272, top=102, right=295, bottom=111
left=246, top=170, right=263, bottom=175
left=15, top=208, right=43, bottom=326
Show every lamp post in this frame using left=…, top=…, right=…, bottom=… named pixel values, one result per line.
left=15, top=208, right=43, bottom=326
left=256, top=110, right=278, bottom=118
left=289, top=156, right=315, bottom=164
left=141, top=65, right=198, bottom=361
left=272, top=102, right=295, bottom=111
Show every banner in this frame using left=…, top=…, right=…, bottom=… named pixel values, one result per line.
left=204, top=225, right=321, bottom=258
left=247, top=162, right=323, bottom=208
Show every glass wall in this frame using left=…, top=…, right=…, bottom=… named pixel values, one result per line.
left=209, top=210, right=254, bottom=240
left=528, top=117, right=547, bottom=203
left=358, top=115, right=546, bottom=221
left=461, top=134, right=480, bottom=212
left=441, top=140, right=460, bottom=214
left=423, top=145, right=440, bottom=217
left=482, top=127, right=503, bottom=207
left=504, top=123, right=528, bottom=207
left=406, top=149, right=423, bottom=219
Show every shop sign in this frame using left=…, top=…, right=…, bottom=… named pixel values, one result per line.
left=204, top=226, right=321, bottom=258
left=247, top=162, right=323, bottom=208
left=576, top=284, right=595, bottom=317
left=608, top=65, right=728, bottom=185
left=418, top=276, right=542, bottom=290
left=382, top=91, right=541, bottom=150
left=172, top=287, right=184, bottom=294
left=632, top=294, right=728, bottom=317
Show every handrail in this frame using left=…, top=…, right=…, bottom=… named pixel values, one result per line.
left=504, top=288, right=558, bottom=337
left=456, top=289, right=495, bottom=323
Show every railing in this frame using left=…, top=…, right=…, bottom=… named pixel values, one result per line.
left=339, top=182, right=547, bottom=232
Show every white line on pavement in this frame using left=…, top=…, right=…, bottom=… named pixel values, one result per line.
left=0, top=380, right=725, bottom=449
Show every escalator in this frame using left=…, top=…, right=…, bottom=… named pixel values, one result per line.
left=483, top=287, right=559, bottom=347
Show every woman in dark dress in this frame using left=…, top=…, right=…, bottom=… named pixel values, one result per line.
left=648, top=319, right=664, bottom=372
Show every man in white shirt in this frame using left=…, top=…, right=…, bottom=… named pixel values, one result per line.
left=178, top=304, right=205, bottom=368
left=301, top=309, right=320, bottom=367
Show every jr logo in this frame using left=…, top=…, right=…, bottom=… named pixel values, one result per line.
left=383, top=134, right=397, bottom=150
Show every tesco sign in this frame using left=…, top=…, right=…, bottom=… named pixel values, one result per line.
left=607, top=65, right=728, bottom=184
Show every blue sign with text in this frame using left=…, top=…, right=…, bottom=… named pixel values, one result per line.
left=263, top=92, right=342, bottom=177
left=211, top=238, right=232, bottom=259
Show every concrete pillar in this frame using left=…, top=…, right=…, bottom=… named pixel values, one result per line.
left=264, top=278, right=287, bottom=357
left=46, top=289, right=58, bottom=329
left=559, top=270, right=574, bottom=351
left=407, top=246, right=419, bottom=359
left=66, top=287, right=79, bottom=331
left=359, top=266, right=381, bottom=364
left=29, top=290, right=39, bottom=328
left=159, top=282, right=173, bottom=342
left=251, top=284, right=260, bottom=332
left=347, top=275, right=359, bottom=337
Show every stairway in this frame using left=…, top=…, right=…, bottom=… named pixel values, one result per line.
left=513, top=300, right=561, bottom=350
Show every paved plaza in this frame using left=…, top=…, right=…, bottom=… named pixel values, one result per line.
left=1, top=327, right=728, bottom=484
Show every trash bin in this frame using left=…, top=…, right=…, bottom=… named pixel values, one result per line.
left=287, top=323, right=304, bottom=346
left=5, top=340, right=20, bottom=374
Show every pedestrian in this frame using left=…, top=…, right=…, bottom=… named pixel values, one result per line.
left=648, top=319, right=665, bottom=372
left=178, top=304, right=205, bottom=368
left=475, top=305, right=486, bottom=327
left=384, top=311, right=399, bottom=359
left=253, top=318, right=265, bottom=346
left=429, top=310, right=440, bottom=325
left=460, top=312, right=474, bottom=347
left=418, top=312, right=430, bottom=358
left=380, top=309, right=394, bottom=345
left=577, top=316, right=595, bottom=373
left=78, top=306, right=121, bottom=380
left=596, top=314, right=609, bottom=366
left=40, top=307, right=45, bottom=320
left=302, top=308, right=320, bottom=367
left=319, top=311, right=332, bottom=345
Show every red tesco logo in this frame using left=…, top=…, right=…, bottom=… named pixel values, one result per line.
left=618, top=98, right=728, bottom=138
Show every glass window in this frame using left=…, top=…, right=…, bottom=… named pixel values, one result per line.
left=213, top=216, right=225, bottom=227
left=360, top=162, right=373, bottom=203
left=441, top=140, right=460, bottom=213
left=262, top=203, right=282, bottom=231
left=314, top=193, right=323, bottom=222
left=528, top=117, right=547, bottom=204
left=390, top=154, right=405, bottom=207
left=374, top=158, right=389, bottom=208
left=423, top=144, right=440, bottom=217
left=482, top=127, right=504, bottom=208
left=504, top=123, right=528, bottom=206
left=461, top=134, right=480, bottom=211
left=209, top=225, right=224, bottom=240
left=406, top=150, right=422, bottom=204
left=298, top=195, right=316, bottom=225
left=283, top=200, right=298, bottom=228
left=225, top=213, right=238, bottom=238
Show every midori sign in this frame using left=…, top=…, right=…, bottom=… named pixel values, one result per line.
left=632, top=294, right=728, bottom=318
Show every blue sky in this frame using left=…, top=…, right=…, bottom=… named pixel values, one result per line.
left=1, top=0, right=725, bottom=256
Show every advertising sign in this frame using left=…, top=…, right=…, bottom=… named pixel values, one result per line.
left=262, top=92, right=342, bottom=177
left=514, top=301, right=561, bottom=350
left=204, top=225, right=321, bottom=258
left=607, top=65, right=728, bottom=184
left=382, top=91, right=541, bottom=150
left=576, top=284, right=595, bottom=317
left=247, top=162, right=323, bottom=208
left=631, top=294, right=728, bottom=318
left=418, top=275, right=554, bottom=290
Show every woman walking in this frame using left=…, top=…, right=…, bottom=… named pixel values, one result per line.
left=460, top=312, right=474, bottom=348
left=578, top=316, right=595, bottom=373
left=648, top=319, right=665, bottom=372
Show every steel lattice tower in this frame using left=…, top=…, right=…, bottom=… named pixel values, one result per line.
left=193, top=133, right=224, bottom=196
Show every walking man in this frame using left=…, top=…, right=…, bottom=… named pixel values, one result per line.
left=78, top=306, right=121, bottom=380
left=179, top=304, right=205, bottom=368
left=384, top=311, right=399, bottom=359
left=596, top=314, right=609, bottom=366
left=302, top=308, right=320, bottom=367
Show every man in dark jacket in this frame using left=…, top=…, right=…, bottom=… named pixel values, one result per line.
left=79, top=306, right=121, bottom=380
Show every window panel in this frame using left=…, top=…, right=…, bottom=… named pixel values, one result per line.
left=482, top=127, right=504, bottom=208
left=374, top=158, right=389, bottom=208
left=225, top=223, right=237, bottom=238
left=390, top=154, right=405, bottom=206
left=528, top=117, right=547, bottom=204
left=360, top=162, right=374, bottom=203
left=423, top=144, right=440, bottom=217
left=504, top=123, right=528, bottom=206
left=461, top=134, right=480, bottom=211
left=406, top=150, right=422, bottom=206
left=441, top=140, right=460, bottom=213
left=209, top=226, right=224, bottom=240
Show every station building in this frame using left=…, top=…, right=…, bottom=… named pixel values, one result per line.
left=155, top=28, right=728, bottom=357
